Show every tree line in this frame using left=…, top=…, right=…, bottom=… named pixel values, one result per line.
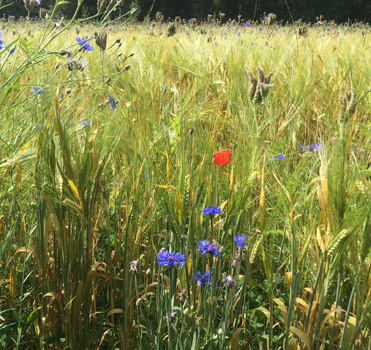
left=1, top=0, right=370, bottom=23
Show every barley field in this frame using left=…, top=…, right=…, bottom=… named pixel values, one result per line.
left=0, top=7, right=370, bottom=350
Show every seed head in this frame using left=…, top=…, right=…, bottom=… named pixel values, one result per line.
left=129, top=259, right=140, bottom=273
left=177, top=289, right=188, bottom=302
left=166, top=23, right=176, bottom=37
left=95, top=31, right=107, bottom=52
left=224, top=275, right=237, bottom=288
left=67, top=58, right=86, bottom=71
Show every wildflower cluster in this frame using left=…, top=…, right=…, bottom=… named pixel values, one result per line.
left=298, top=143, right=322, bottom=150
left=246, top=66, right=273, bottom=103
left=32, top=87, right=44, bottom=94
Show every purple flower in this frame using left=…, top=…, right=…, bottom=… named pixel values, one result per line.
left=234, top=235, right=246, bottom=248
left=258, top=26, right=263, bottom=31
left=193, top=270, right=211, bottom=287
left=274, top=154, right=285, bottom=160
left=157, top=249, right=186, bottom=267
left=32, top=86, right=44, bottom=94
left=246, top=22, right=251, bottom=27
left=198, top=240, right=221, bottom=257
left=108, top=95, right=118, bottom=110
left=202, top=205, right=221, bottom=217
left=80, top=120, right=92, bottom=127
left=76, top=36, right=93, bottom=51
left=298, top=144, right=310, bottom=149
left=311, top=143, right=322, bottom=150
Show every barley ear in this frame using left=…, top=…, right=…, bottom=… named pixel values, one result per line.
left=361, top=217, right=371, bottom=262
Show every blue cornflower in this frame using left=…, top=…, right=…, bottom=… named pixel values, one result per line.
left=0, top=33, right=8, bottom=50
left=274, top=154, right=285, bottom=160
left=202, top=205, right=221, bottom=217
left=234, top=235, right=247, bottom=248
left=198, top=240, right=221, bottom=257
left=311, top=143, right=322, bottom=150
left=258, top=26, right=263, bottom=31
left=108, top=95, right=118, bottom=110
left=32, top=87, right=44, bottom=94
left=193, top=270, right=211, bottom=287
left=298, top=144, right=310, bottom=149
left=80, top=120, right=92, bottom=127
left=76, top=36, right=93, bottom=51
left=246, top=22, right=251, bottom=27
left=157, top=249, right=186, bottom=267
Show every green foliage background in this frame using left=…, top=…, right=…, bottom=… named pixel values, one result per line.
left=1, top=0, right=371, bottom=22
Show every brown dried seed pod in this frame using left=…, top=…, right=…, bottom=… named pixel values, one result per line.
left=249, top=83, right=257, bottom=100
left=256, top=66, right=265, bottom=82
left=254, top=89, right=262, bottom=103
left=265, top=72, right=273, bottom=83
left=246, top=70, right=257, bottom=83
left=95, top=31, right=107, bottom=52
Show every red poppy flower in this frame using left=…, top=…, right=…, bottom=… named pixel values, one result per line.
left=212, top=149, right=231, bottom=166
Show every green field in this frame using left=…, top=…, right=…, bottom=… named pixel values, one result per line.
left=0, top=10, right=371, bottom=350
